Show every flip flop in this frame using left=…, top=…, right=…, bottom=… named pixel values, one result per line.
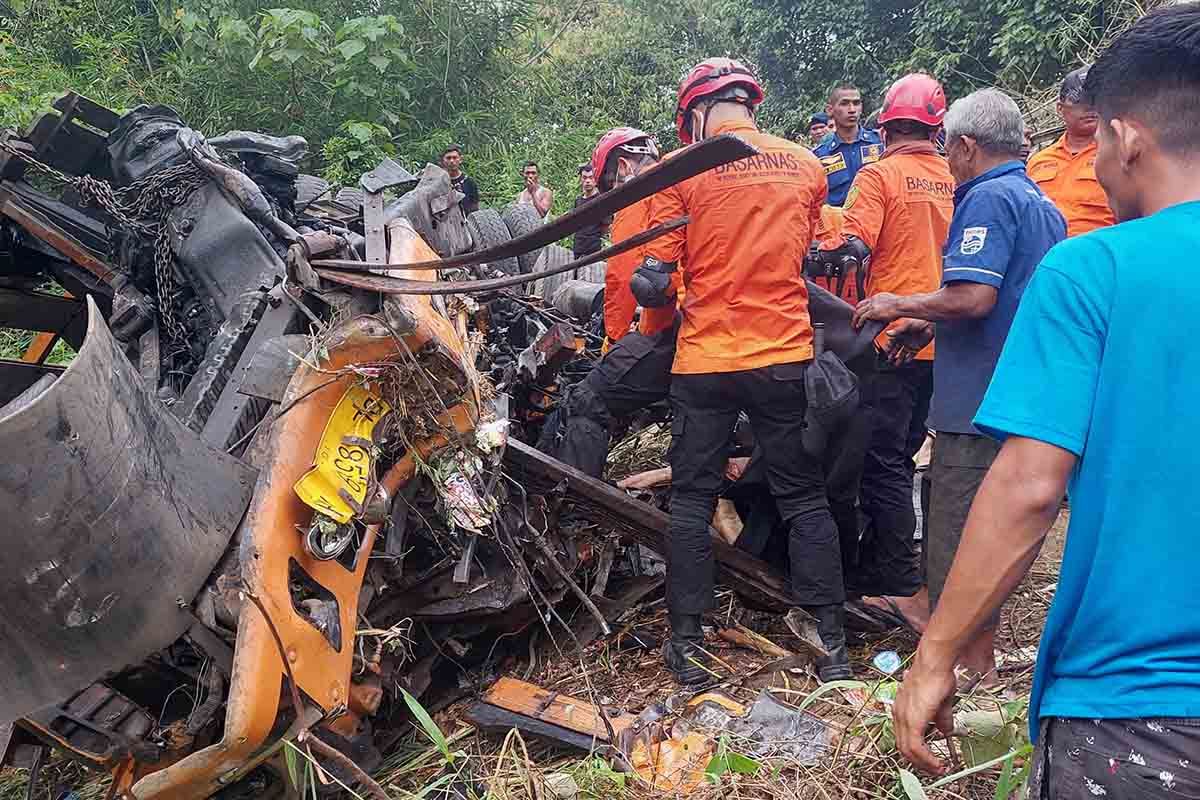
left=844, top=598, right=918, bottom=635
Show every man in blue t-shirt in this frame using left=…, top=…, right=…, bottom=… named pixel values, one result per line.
left=893, top=6, right=1200, bottom=790
left=853, top=87, right=1066, bottom=681
left=814, top=84, right=884, bottom=205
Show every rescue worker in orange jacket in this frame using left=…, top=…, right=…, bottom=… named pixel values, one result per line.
left=641, top=58, right=851, bottom=684
left=537, top=128, right=680, bottom=478
left=1025, top=67, right=1117, bottom=237
left=818, top=73, right=954, bottom=633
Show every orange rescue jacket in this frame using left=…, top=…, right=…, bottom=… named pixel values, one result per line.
left=645, top=119, right=827, bottom=375
left=1026, top=135, right=1115, bottom=237
left=605, top=195, right=678, bottom=341
left=825, top=141, right=953, bottom=360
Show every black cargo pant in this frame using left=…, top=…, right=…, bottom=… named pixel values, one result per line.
left=851, top=358, right=932, bottom=598
left=539, top=319, right=678, bottom=478
left=667, top=365, right=842, bottom=615
left=1030, top=717, right=1200, bottom=800
left=727, top=358, right=871, bottom=585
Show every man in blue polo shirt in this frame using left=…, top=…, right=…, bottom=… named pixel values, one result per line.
left=893, top=6, right=1200, bottom=792
left=814, top=84, right=883, bottom=205
left=853, top=87, right=1065, bottom=680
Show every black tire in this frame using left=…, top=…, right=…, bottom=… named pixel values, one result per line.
left=531, top=244, right=574, bottom=299
left=501, top=202, right=546, bottom=274
left=466, top=208, right=520, bottom=276
left=334, top=186, right=364, bottom=210
left=294, top=173, right=330, bottom=212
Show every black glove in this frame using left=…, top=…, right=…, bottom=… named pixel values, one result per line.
left=808, top=236, right=871, bottom=298
left=630, top=257, right=678, bottom=308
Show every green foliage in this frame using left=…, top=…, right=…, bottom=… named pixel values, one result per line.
left=569, top=756, right=628, bottom=798
left=704, top=734, right=762, bottom=785
left=400, top=688, right=453, bottom=766
left=321, top=120, right=395, bottom=187
left=0, top=0, right=1158, bottom=210
left=798, top=679, right=871, bottom=711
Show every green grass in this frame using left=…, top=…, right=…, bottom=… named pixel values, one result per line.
left=0, top=328, right=76, bottom=365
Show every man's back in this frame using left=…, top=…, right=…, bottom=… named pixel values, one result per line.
left=646, top=120, right=827, bottom=374
left=932, top=163, right=1066, bottom=434
left=976, top=200, right=1200, bottom=724
left=842, top=142, right=954, bottom=357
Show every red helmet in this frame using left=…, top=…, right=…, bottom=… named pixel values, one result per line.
left=878, top=73, right=947, bottom=127
left=591, top=127, right=657, bottom=190
left=675, top=57, right=765, bottom=144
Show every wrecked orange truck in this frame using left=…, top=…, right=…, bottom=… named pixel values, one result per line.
left=0, top=92, right=775, bottom=797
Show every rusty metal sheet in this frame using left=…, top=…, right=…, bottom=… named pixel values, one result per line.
left=314, top=215, right=687, bottom=296
left=0, top=298, right=254, bottom=725
left=311, top=132, right=757, bottom=273
left=236, top=333, right=310, bottom=404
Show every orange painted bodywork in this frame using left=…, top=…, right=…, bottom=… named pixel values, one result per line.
left=127, top=221, right=479, bottom=798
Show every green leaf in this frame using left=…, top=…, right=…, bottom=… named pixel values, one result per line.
left=704, top=736, right=760, bottom=784
left=248, top=48, right=264, bottom=70
left=401, top=688, right=453, bottom=765
left=345, top=121, right=374, bottom=143
left=283, top=742, right=302, bottom=792
left=367, top=54, right=390, bottom=72
left=994, top=753, right=1016, bottom=800
left=929, top=745, right=1034, bottom=789
left=335, top=38, right=366, bottom=60
left=798, top=679, right=870, bottom=711
left=956, top=709, right=1020, bottom=766
left=726, top=751, right=761, bottom=774
left=899, top=769, right=930, bottom=800
left=278, top=48, right=304, bottom=65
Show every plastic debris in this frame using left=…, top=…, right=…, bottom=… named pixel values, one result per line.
left=873, top=650, right=902, bottom=675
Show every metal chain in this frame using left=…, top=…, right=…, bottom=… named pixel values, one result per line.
left=1, top=140, right=206, bottom=339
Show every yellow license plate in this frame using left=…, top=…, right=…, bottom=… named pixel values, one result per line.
left=294, top=382, right=391, bottom=524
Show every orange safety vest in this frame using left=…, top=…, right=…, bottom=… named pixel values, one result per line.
left=826, top=141, right=954, bottom=359
left=1026, top=135, right=1116, bottom=237
left=605, top=195, right=678, bottom=342
left=645, top=119, right=827, bottom=374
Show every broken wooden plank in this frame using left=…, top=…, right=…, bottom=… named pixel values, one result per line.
left=466, top=678, right=636, bottom=746
left=504, top=440, right=795, bottom=609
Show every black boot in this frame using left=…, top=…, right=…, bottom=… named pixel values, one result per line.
left=804, top=604, right=853, bottom=682
left=662, top=613, right=712, bottom=686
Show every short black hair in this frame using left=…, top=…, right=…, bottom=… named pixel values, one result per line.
left=882, top=119, right=936, bottom=139
left=828, top=83, right=860, bottom=103
left=523, top=161, right=539, bottom=171
left=441, top=145, right=462, bottom=157
left=578, top=163, right=593, bottom=175
left=1085, top=4, right=1200, bottom=156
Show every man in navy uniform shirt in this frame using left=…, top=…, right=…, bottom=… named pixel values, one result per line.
left=814, top=83, right=884, bottom=205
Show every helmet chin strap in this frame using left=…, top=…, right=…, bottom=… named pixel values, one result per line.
left=692, top=106, right=709, bottom=141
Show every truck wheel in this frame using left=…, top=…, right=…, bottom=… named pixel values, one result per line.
left=501, top=203, right=546, bottom=274
left=294, top=174, right=330, bottom=213
left=466, top=208, right=520, bottom=276
left=531, top=244, right=573, bottom=299
left=334, top=187, right=364, bottom=210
